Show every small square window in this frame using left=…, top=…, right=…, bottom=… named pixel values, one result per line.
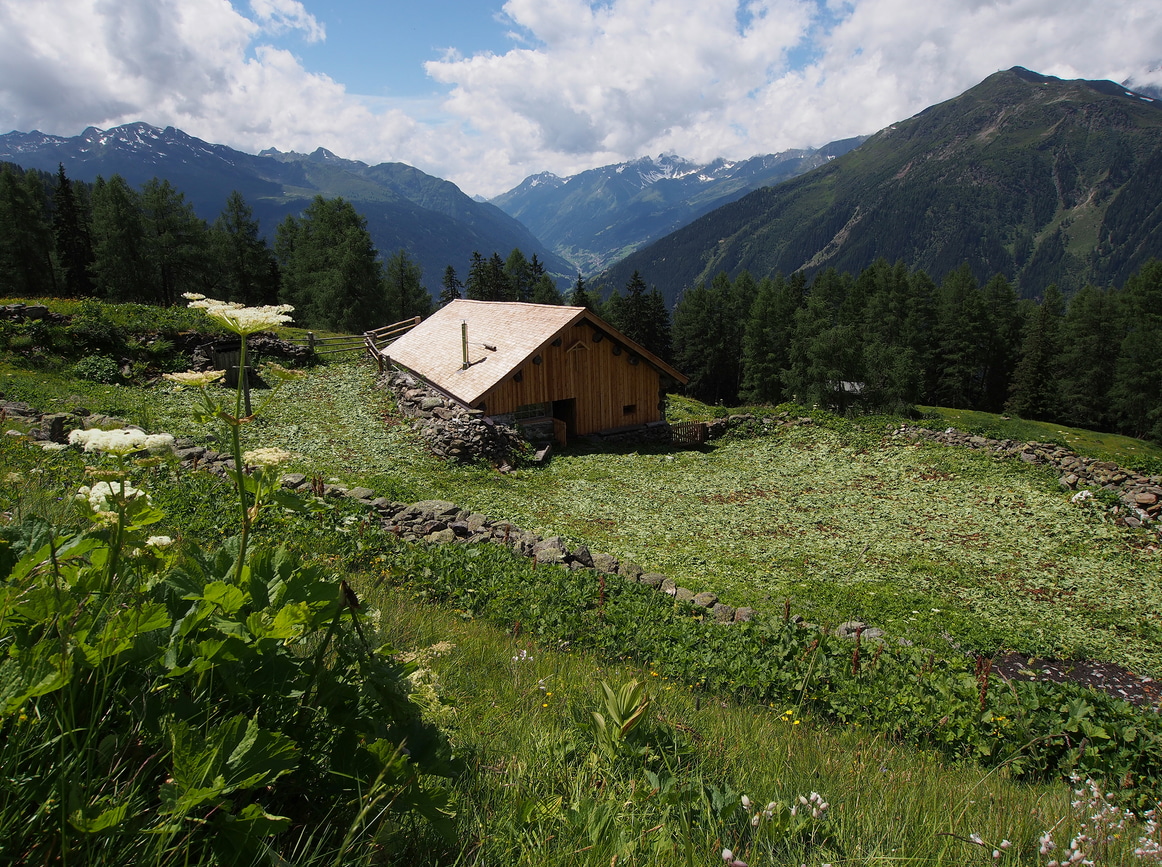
left=623, top=404, right=637, bottom=415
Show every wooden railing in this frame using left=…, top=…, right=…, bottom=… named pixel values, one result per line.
left=669, top=420, right=708, bottom=446
left=285, top=332, right=365, bottom=355
left=363, top=317, right=422, bottom=370
left=285, top=316, right=421, bottom=370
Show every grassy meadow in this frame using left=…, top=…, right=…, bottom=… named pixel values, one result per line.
left=3, top=304, right=1162, bottom=865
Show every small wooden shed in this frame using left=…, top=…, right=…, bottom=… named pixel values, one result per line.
left=380, top=299, right=687, bottom=440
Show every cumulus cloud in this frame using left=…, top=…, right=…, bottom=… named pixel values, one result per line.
left=1, top=0, right=1160, bottom=197
left=427, top=0, right=1162, bottom=188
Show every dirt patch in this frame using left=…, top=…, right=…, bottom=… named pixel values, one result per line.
left=994, top=652, right=1162, bottom=708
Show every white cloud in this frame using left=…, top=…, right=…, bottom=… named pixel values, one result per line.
left=1, top=0, right=1160, bottom=198
left=248, top=0, right=325, bottom=42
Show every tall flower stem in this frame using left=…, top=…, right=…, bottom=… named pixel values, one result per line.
left=230, top=336, right=252, bottom=582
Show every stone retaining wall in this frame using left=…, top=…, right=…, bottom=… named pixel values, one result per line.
left=895, top=425, right=1162, bottom=529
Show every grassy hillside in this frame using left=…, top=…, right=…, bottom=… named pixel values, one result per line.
left=4, top=305, right=1162, bottom=864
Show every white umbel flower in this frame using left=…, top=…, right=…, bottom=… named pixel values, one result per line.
left=69, top=428, right=175, bottom=456
left=76, top=481, right=150, bottom=511
left=243, top=447, right=293, bottom=467
left=183, top=294, right=294, bottom=335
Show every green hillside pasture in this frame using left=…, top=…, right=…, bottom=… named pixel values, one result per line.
left=429, top=425, right=1162, bottom=675
left=5, top=359, right=1159, bottom=676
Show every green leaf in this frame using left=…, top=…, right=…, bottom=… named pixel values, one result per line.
left=164, top=715, right=299, bottom=816
left=199, top=581, right=247, bottom=615
left=95, top=602, right=170, bottom=660
left=68, top=802, right=128, bottom=834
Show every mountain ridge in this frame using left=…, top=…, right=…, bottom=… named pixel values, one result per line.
left=0, top=123, right=575, bottom=291
left=490, top=138, right=865, bottom=274
left=598, top=67, right=1162, bottom=304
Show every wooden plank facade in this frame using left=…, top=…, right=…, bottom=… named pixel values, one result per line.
left=381, top=300, right=687, bottom=438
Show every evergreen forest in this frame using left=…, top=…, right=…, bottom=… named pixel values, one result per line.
left=4, top=159, right=1160, bottom=446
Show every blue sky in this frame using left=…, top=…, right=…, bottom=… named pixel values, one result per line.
left=273, top=1, right=513, bottom=102
left=2, top=1, right=1160, bottom=197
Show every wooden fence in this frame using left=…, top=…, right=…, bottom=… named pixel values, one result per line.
left=284, top=316, right=421, bottom=368
left=363, top=317, right=422, bottom=370
left=669, top=420, right=708, bottom=446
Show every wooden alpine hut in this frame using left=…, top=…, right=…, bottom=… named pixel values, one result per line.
left=378, top=299, right=687, bottom=442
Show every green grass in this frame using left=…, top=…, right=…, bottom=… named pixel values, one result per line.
left=6, top=334, right=1162, bottom=863
left=365, top=589, right=1132, bottom=866
left=6, top=357, right=1160, bottom=675
left=917, top=405, right=1162, bottom=471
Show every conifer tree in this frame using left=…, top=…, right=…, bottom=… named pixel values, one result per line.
left=1057, top=284, right=1119, bottom=431
left=140, top=178, right=209, bottom=306
left=90, top=175, right=150, bottom=302
left=1006, top=284, right=1064, bottom=420
left=464, top=252, right=487, bottom=301
left=930, top=265, right=989, bottom=408
left=567, top=273, right=595, bottom=310
left=504, top=248, right=533, bottom=302
left=210, top=190, right=278, bottom=306
left=383, top=249, right=433, bottom=322
left=52, top=164, right=95, bottom=297
left=740, top=273, right=805, bottom=404
left=439, top=265, right=462, bottom=307
left=0, top=165, right=56, bottom=296
left=530, top=273, right=564, bottom=305
left=275, top=195, right=387, bottom=332
left=1109, top=260, right=1162, bottom=441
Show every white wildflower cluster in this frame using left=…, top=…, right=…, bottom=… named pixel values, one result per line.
left=512, top=648, right=534, bottom=663
left=1134, top=809, right=1162, bottom=861
left=1071, top=490, right=1094, bottom=504
left=183, top=293, right=294, bottom=336
left=69, top=427, right=174, bottom=456
left=242, top=447, right=293, bottom=467
left=76, top=481, right=150, bottom=512
left=1038, top=777, right=1138, bottom=866
left=721, top=848, right=747, bottom=867
left=146, top=535, right=174, bottom=548
left=792, top=791, right=830, bottom=820
left=37, top=441, right=68, bottom=452
left=398, top=642, right=458, bottom=731
left=163, top=370, right=225, bottom=388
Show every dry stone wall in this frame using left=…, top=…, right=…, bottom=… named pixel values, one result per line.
left=895, top=425, right=1162, bottom=529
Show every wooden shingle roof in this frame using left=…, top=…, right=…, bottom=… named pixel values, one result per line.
left=382, top=299, right=686, bottom=405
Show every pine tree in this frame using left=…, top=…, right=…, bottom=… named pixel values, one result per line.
left=383, top=249, right=433, bottom=322
left=530, top=273, right=564, bottom=305
left=740, top=273, right=805, bottom=404
left=464, top=252, right=487, bottom=301
left=439, top=265, right=462, bottom=307
left=1109, top=260, right=1162, bottom=441
left=931, top=265, right=989, bottom=408
left=1057, top=284, right=1119, bottom=430
left=781, top=270, right=861, bottom=411
left=0, top=165, right=57, bottom=296
left=567, top=273, right=595, bottom=310
left=493, top=252, right=516, bottom=301
left=210, top=191, right=279, bottom=306
left=52, top=164, right=95, bottom=297
left=90, top=175, right=150, bottom=302
left=979, top=274, right=1022, bottom=412
left=275, top=196, right=387, bottom=332
left=504, top=248, right=533, bottom=302
left=1006, top=284, right=1064, bottom=420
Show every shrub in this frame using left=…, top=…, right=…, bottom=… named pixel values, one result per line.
left=72, top=354, right=122, bottom=383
